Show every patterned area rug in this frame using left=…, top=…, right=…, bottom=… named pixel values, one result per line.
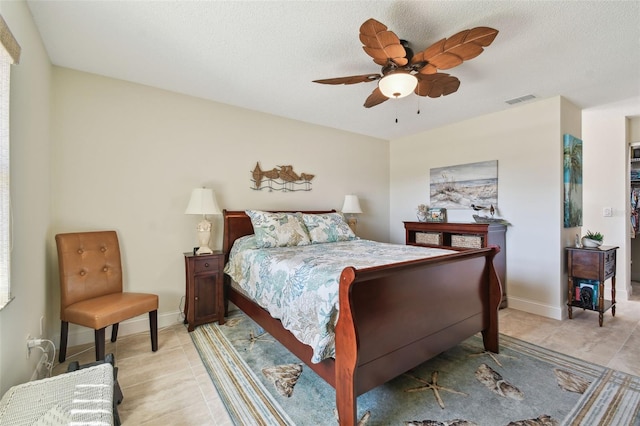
left=191, top=306, right=640, bottom=426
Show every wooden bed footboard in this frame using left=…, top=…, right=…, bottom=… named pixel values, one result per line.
left=335, top=246, right=501, bottom=425
left=222, top=210, right=502, bottom=426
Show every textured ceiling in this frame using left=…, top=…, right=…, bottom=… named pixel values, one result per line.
left=26, top=0, right=640, bottom=140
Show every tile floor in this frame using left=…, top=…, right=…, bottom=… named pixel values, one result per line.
left=52, top=283, right=640, bottom=425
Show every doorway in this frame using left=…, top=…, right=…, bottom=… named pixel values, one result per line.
left=629, top=118, right=640, bottom=296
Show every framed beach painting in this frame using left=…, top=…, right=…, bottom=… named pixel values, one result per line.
left=563, top=134, right=583, bottom=228
left=429, top=160, right=498, bottom=209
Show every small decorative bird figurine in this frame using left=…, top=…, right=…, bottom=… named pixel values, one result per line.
left=471, top=203, right=496, bottom=216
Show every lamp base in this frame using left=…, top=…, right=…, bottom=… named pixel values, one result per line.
left=195, top=220, right=213, bottom=255
left=347, top=216, right=357, bottom=234
left=195, top=246, right=213, bottom=255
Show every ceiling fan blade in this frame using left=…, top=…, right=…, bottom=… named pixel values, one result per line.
left=359, top=18, right=408, bottom=67
left=313, top=74, right=381, bottom=85
left=412, top=27, right=498, bottom=73
left=364, top=87, right=389, bottom=108
left=415, top=73, right=461, bottom=98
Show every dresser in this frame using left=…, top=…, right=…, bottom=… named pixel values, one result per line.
left=404, top=221, right=507, bottom=308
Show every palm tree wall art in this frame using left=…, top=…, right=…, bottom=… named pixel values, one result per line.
left=563, top=134, right=583, bottom=228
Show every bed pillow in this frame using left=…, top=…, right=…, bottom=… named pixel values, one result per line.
left=302, top=212, right=357, bottom=244
left=245, top=210, right=311, bottom=248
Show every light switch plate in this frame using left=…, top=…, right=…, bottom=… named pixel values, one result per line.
left=603, top=207, right=612, bottom=217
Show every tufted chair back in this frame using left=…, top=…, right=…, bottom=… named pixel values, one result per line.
left=55, top=230, right=158, bottom=363
left=57, top=231, right=123, bottom=316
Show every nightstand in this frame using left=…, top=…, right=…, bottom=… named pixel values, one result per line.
left=184, top=251, right=225, bottom=331
left=566, top=246, right=618, bottom=326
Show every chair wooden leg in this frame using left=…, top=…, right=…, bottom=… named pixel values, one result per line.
left=94, top=327, right=106, bottom=361
left=111, top=323, right=119, bottom=342
left=149, top=310, right=158, bottom=352
left=59, top=321, right=69, bottom=363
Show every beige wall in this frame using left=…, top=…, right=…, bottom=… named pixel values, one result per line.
left=390, top=97, right=581, bottom=319
left=0, top=1, right=52, bottom=394
left=583, top=100, right=640, bottom=299
left=631, top=117, right=640, bottom=141
left=50, top=67, right=389, bottom=347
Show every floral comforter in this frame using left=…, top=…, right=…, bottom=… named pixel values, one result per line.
left=223, top=236, right=455, bottom=363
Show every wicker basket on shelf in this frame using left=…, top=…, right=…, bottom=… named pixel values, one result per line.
left=415, top=232, right=442, bottom=245
left=451, top=234, right=483, bottom=249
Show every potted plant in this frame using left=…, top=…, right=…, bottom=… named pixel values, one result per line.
left=581, top=230, right=604, bottom=248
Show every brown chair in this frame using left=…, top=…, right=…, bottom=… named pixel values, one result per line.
left=55, top=230, right=158, bottom=362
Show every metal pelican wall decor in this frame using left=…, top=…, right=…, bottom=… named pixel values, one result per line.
left=251, top=162, right=315, bottom=192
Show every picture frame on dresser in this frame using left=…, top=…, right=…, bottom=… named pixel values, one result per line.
left=426, top=208, right=447, bottom=222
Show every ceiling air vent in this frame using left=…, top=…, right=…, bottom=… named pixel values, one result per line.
left=505, top=94, right=536, bottom=105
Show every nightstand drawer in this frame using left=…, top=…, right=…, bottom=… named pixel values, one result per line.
left=569, top=250, right=600, bottom=280
left=193, top=257, right=218, bottom=274
left=604, top=250, right=616, bottom=279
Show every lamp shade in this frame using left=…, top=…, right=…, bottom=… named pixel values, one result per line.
left=378, top=72, right=418, bottom=99
left=341, top=195, right=363, bottom=214
left=185, top=188, right=221, bottom=215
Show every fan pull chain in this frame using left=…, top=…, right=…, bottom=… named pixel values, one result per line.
left=395, top=104, right=399, bottom=123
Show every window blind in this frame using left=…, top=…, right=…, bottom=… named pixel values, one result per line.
left=0, top=14, right=20, bottom=309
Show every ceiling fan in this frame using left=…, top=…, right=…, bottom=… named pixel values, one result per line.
left=313, top=18, right=498, bottom=108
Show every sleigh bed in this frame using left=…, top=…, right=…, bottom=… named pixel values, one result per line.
left=222, top=209, right=502, bottom=425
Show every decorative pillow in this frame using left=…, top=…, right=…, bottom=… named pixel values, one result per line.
left=245, top=210, right=311, bottom=248
left=302, top=212, right=357, bottom=244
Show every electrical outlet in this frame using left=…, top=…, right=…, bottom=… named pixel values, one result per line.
left=603, top=207, right=612, bottom=217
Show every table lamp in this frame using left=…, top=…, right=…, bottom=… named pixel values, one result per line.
left=341, top=194, right=363, bottom=233
left=185, top=188, right=221, bottom=255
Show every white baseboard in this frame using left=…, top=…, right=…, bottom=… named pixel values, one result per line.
left=507, top=287, right=630, bottom=321
left=55, top=310, right=185, bottom=349
left=506, top=296, right=564, bottom=320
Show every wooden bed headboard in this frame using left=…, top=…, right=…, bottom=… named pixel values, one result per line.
left=222, top=209, right=336, bottom=260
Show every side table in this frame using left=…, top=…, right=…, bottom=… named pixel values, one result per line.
left=184, top=251, right=225, bottom=331
left=566, top=245, right=618, bottom=326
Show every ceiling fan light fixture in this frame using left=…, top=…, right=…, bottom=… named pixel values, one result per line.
left=378, top=72, right=418, bottom=99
